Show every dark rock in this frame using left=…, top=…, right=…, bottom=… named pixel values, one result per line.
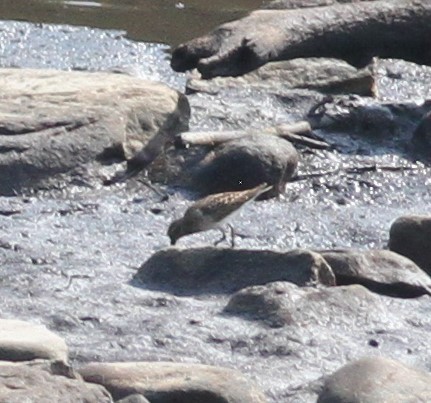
left=389, top=215, right=431, bottom=276
left=224, top=282, right=389, bottom=328
left=0, top=362, right=112, bottom=402
left=319, top=249, right=431, bottom=297
left=190, top=134, right=299, bottom=197
left=116, top=393, right=150, bottom=403
left=133, top=248, right=335, bottom=295
left=79, top=361, right=267, bottom=403
left=317, top=356, right=431, bottom=403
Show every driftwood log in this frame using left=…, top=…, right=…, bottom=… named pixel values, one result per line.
left=176, top=121, right=330, bottom=150
left=171, top=0, right=431, bottom=78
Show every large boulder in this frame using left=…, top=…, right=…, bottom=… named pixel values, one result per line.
left=389, top=215, right=431, bottom=276
left=0, top=361, right=112, bottom=402
left=79, top=361, right=267, bottom=403
left=318, top=356, right=431, bottom=403
left=133, top=248, right=335, bottom=295
left=0, top=319, right=68, bottom=362
left=319, top=249, right=431, bottom=297
left=0, top=68, right=189, bottom=194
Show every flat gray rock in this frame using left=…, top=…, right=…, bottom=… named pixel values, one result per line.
left=79, top=361, right=267, bottom=403
left=0, top=319, right=68, bottom=362
left=0, top=68, right=189, bottom=194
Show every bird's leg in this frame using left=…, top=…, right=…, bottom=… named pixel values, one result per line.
left=214, top=228, right=227, bottom=246
left=228, top=224, right=236, bottom=248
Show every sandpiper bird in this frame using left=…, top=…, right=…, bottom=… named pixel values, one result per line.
left=168, top=183, right=272, bottom=247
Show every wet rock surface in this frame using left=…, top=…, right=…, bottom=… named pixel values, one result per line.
left=0, top=17, right=431, bottom=403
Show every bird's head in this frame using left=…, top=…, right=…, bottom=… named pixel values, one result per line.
left=167, top=219, right=184, bottom=245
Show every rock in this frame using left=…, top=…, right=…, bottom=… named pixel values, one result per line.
left=186, top=58, right=375, bottom=96
left=0, top=319, right=68, bottom=362
left=389, top=215, right=431, bottom=276
left=317, top=356, right=431, bottom=403
left=319, top=249, right=431, bottom=297
left=0, top=361, right=112, bottom=402
left=190, top=134, right=299, bottom=196
left=79, top=361, right=267, bottom=403
left=224, top=282, right=388, bottom=328
left=0, top=68, right=189, bottom=195
left=115, top=394, right=150, bottom=403
left=133, top=248, right=335, bottom=295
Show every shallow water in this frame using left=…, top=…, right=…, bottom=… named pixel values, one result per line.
left=0, top=0, right=266, bottom=46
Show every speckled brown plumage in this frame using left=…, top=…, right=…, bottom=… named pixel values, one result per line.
left=168, top=183, right=271, bottom=246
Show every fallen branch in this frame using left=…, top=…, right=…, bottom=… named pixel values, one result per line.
left=176, top=121, right=330, bottom=150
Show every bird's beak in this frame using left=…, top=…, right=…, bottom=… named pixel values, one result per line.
left=170, top=237, right=176, bottom=245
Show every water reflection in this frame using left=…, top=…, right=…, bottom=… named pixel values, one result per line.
left=0, top=0, right=266, bottom=46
